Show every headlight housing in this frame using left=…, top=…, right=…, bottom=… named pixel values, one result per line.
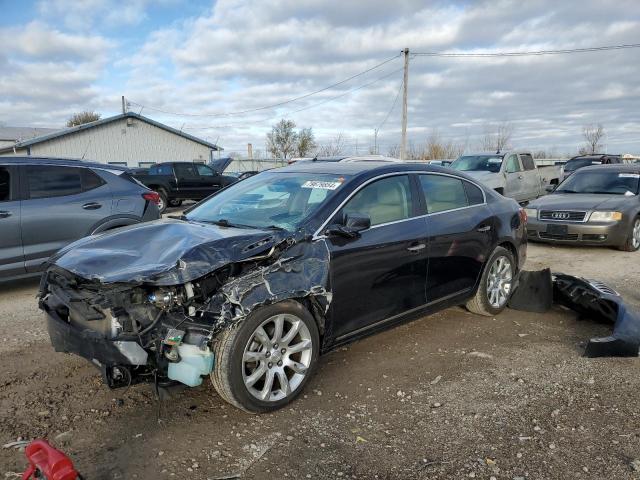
left=589, top=211, right=623, bottom=222
left=524, top=208, right=537, bottom=219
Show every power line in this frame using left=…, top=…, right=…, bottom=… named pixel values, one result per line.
left=127, top=53, right=401, bottom=118
left=183, top=66, right=404, bottom=131
left=412, top=43, right=640, bottom=57
left=376, top=77, right=403, bottom=132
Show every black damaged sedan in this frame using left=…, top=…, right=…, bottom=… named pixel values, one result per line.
left=40, top=161, right=527, bottom=412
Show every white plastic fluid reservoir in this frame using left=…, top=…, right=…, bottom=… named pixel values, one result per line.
left=167, top=344, right=215, bottom=387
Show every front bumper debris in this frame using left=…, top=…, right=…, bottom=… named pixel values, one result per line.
left=509, top=269, right=640, bottom=357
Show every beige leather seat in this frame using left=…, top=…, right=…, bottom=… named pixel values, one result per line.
left=344, top=181, right=408, bottom=225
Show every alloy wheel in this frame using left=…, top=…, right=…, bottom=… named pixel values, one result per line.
left=486, top=256, right=513, bottom=308
left=242, top=313, right=313, bottom=402
left=632, top=219, right=640, bottom=250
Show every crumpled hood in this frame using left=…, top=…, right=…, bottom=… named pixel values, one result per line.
left=529, top=193, right=631, bottom=211
left=50, top=219, right=285, bottom=286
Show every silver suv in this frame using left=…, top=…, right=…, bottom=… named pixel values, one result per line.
left=0, top=157, right=160, bottom=281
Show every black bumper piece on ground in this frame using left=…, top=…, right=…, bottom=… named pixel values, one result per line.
left=508, top=270, right=640, bottom=357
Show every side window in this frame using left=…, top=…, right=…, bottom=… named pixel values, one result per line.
left=520, top=154, right=535, bottom=171
left=195, top=164, right=215, bottom=177
left=174, top=164, right=197, bottom=177
left=81, top=169, right=105, bottom=192
left=505, top=154, right=521, bottom=173
left=419, top=175, right=468, bottom=213
left=463, top=180, right=484, bottom=205
left=340, top=175, right=413, bottom=226
left=149, top=165, right=159, bottom=175
left=158, top=165, right=173, bottom=175
left=0, top=166, right=11, bottom=202
left=26, top=166, right=82, bottom=199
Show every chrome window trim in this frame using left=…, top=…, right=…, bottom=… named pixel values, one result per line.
left=312, top=171, right=488, bottom=239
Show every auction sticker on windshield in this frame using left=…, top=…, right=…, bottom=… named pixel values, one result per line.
left=302, top=180, right=342, bottom=190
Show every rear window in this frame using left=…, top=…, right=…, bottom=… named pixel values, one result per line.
left=26, top=165, right=83, bottom=199
left=463, top=181, right=484, bottom=205
left=521, top=154, right=536, bottom=171
left=81, top=169, right=105, bottom=191
left=419, top=174, right=468, bottom=213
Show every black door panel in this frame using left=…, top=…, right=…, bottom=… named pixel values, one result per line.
left=425, top=207, right=493, bottom=301
left=328, top=217, right=429, bottom=339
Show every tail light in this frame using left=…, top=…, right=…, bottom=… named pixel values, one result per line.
left=143, top=191, right=161, bottom=206
left=519, top=208, right=527, bottom=224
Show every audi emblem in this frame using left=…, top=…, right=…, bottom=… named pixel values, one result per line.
left=551, top=212, right=570, bottom=220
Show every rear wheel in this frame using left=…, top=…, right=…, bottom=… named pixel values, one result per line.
left=619, top=217, right=640, bottom=252
left=169, top=199, right=183, bottom=207
left=211, top=301, right=319, bottom=413
left=156, top=189, right=168, bottom=213
left=466, top=246, right=515, bottom=316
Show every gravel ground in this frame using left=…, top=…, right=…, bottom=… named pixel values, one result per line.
left=1, top=242, right=640, bottom=479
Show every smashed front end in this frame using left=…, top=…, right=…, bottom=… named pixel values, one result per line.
left=40, top=265, right=226, bottom=388
left=38, top=221, right=332, bottom=389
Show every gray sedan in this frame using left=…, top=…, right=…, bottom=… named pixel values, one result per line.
left=525, top=165, right=640, bottom=251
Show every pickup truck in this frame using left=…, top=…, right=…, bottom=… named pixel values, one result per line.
left=450, top=151, right=561, bottom=203
left=132, top=159, right=237, bottom=212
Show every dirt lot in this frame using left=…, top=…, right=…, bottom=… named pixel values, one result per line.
left=2, top=242, right=640, bottom=479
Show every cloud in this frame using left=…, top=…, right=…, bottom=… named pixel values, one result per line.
left=2, top=0, right=640, bottom=155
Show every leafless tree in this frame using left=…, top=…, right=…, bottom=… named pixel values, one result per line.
left=386, top=144, right=400, bottom=158
left=66, top=111, right=101, bottom=127
left=582, top=124, right=605, bottom=154
left=318, top=133, right=347, bottom=156
left=479, top=122, right=513, bottom=152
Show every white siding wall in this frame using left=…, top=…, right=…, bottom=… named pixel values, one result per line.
left=1, top=117, right=213, bottom=167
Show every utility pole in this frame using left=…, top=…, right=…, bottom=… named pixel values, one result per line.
left=400, top=48, right=409, bottom=160
left=373, top=128, right=379, bottom=155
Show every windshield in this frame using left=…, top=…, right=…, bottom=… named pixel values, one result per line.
left=564, top=158, right=598, bottom=172
left=451, top=155, right=503, bottom=173
left=185, top=172, right=349, bottom=230
left=556, top=171, right=640, bottom=195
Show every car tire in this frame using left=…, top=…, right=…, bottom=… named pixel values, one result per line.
left=169, top=199, right=183, bottom=207
left=618, top=217, right=640, bottom=252
left=211, top=300, right=320, bottom=413
left=156, top=189, right=168, bottom=213
left=466, top=246, right=515, bottom=317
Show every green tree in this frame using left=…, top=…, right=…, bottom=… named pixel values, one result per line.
left=266, top=119, right=316, bottom=159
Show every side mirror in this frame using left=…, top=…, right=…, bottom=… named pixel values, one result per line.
left=545, top=184, right=556, bottom=193
left=326, top=213, right=371, bottom=239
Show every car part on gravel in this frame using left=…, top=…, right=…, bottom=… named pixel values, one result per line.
left=509, top=270, right=640, bottom=357
left=22, top=439, right=81, bottom=480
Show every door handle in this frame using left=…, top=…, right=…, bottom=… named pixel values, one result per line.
left=0, top=211, right=11, bottom=218
left=407, top=243, right=426, bottom=252
left=82, top=202, right=102, bottom=210
left=477, top=225, right=491, bottom=232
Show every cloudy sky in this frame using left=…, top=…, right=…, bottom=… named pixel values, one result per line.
left=1, top=0, right=639, bottom=156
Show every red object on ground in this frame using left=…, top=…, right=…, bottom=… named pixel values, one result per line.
left=22, top=439, right=80, bottom=480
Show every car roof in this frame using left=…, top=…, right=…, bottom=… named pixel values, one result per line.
left=577, top=164, right=640, bottom=173
left=0, top=156, right=129, bottom=172
left=569, top=154, right=620, bottom=161
left=274, top=160, right=454, bottom=176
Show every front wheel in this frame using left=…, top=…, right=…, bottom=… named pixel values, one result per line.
left=466, top=246, right=515, bottom=316
left=618, top=217, right=640, bottom=252
left=156, top=189, right=168, bottom=213
left=211, top=301, right=319, bottom=413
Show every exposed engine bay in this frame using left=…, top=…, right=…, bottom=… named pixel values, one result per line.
left=38, top=221, right=331, bottom=389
